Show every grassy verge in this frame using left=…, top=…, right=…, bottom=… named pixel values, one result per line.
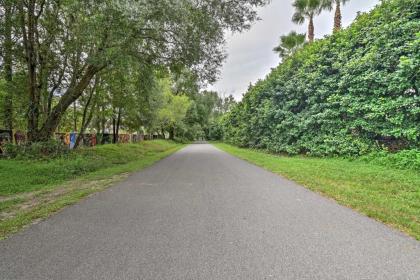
left=0, top=140, right=184, bottom=239
left=213, top=143, right=420, bottom=240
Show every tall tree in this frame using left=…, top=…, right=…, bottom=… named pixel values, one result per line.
left=157, top=79, right=191, bottom=140
left=292, top=0, right=329, bottom=42
left=273, top=31, right=306, bottom=58
left=327, top=0, right=351, bottom=32
left=1, top=0, right=15, bottom=130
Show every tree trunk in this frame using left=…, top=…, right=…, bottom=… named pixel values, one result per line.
left=115, top=107, right=122, bottom=143
left=47, top=55, right=68, bottom=115
left=19, top=0, right=41, bottom=142
left=3, top=0, right=14, bottom=130
left=169, top=127, right=175, bottom=140
left=101, top=105, right=106, bottom=134
left=73, top=102, right=77, bottom=132
left=333, top=0, right=342, bottom=33
left=74, top=86, right=96, bottom=149
left=308, top=15, right=314, bottom=42
left=112, top=117, right=116, bottom=143
left=35, top=64, right=104, bottom=142
left=26, top=1, right=40, bottom=142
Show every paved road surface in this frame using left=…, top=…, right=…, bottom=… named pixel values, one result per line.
left=1, top=144, right=419, bottom=279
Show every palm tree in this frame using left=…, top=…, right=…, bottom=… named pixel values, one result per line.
left=292, top=0, right=329, bottom=42
left=273, top=31, right=306, bottom=59
left=328, top=0, right=351, bottom=33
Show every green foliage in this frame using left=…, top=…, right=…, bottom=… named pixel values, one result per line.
left=0, top=0, right=269, bottom=142
left=183, top=90, right=224, bottom=141
left=292, top=0, right=330, bottom=41
left=292, top=0, right=329, bottom=23
left=223, top=0, right=420, bottom=156
left=358, top=149, right=420, bottom=171
left=273, top=31, right=306, bottom=58
left=157, top=79, right=191, bottom=139
left=207, top=119, right=224, bottom=140
left=3, top=140, right=69, bottom=159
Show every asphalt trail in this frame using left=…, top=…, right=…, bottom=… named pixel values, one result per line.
left=1, top=144, right=419, bottom=279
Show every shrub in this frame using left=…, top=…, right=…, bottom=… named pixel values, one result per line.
left=3, top=140, right=70, bottom=160
left=358, top=149, right=420, bottom=171
left=222, top=0, right=420, bottom=157
left=207, top=120, right=224, bottom=140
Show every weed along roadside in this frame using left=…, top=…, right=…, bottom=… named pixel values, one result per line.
left=213, top=143, right=420, bottom=241
left=0, top=140, right=185, bottom=239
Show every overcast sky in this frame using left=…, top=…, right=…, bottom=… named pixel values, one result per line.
left=209, top=0, right=380, bottom=100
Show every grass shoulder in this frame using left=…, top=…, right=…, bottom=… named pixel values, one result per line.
left=0, top=140, right=185, bottom=239
left=212, top=142, right=420, bottom=240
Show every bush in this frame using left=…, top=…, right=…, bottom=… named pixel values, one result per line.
left=222, top=0, right=420, bottom=156
left=3, top=140, right=70, bottom=160
left=358, top=149, right=420, bottom=171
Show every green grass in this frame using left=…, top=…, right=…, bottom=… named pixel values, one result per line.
left=213, top=143, right=420, bottom=240
left=0, top=140, right=184, bottom=239
left=0, top=140, right=181, bottom=196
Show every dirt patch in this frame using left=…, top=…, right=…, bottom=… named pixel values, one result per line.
left=0, top=173, right=129, bottom=221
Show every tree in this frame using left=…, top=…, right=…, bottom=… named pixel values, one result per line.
left=323, top=0, right=351, bottom=32
left=273, top=31, right=306, bottom=59
left=221, top=95, right=237, bottom=114
left=292, top=0, right=330, bottom=42
left=11, top=0, right=269, bottom=142
left=1, top=0, right=15, bottom=130
left=158, top=79, right=191, bottom=140
left=333, top=0, right=351, bottom=32
left=185, top=91, right=221, bottom=138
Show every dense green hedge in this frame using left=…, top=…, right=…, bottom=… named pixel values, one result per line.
left=222, top=0, right=420, bottom=156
